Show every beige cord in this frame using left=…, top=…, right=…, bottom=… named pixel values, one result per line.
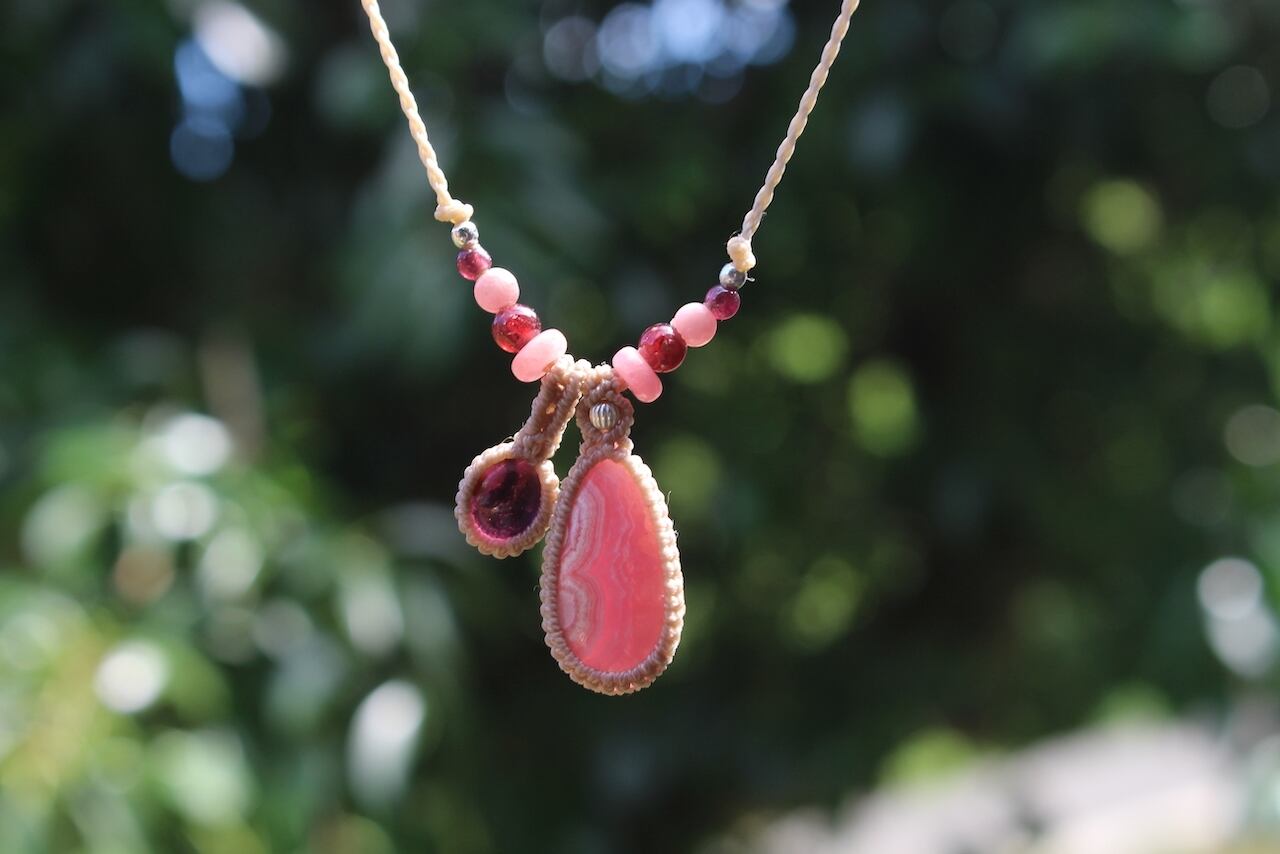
left=359, top=0, right=860, bottom=264
left=360, top=0, right=472, bottom=224
left=728, top=0, right=860, bottom=272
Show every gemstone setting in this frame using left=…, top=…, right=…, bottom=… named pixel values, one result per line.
left=470, top=457, right=542, bottom=540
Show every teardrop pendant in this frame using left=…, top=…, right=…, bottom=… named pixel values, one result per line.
left=539, top=366, right=684, bottom=695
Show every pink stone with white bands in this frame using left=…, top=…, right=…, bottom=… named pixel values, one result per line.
left=549, top=457, right=671, bottom=682
left=512, top=329, right=568, bottom=382
left=474, top=267, right=519, bottom=313
left=671, top=302, right=717, bottom=347
left=611, top=346, right=662, bottom=403
left=539, top=369, right=683, bottom=694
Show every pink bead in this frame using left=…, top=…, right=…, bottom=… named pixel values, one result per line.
left=474, top=267, right=520, bottom=313
left=705, top=285, right=741, bottom=320
left=612, top=346, right=662, bottom=403
left=671, top=302, right=717, bottom=347
left=512, top=328, right=567, bottom=382
left=457, top=247, right=493, bottom=281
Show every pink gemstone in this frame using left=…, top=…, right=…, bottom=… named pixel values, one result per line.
left=474, top=267, right=520, bottom=313
left=492, top=304, right=541, bottom=353
left=612, top=346, right=662, bottom=403
left=457, top=247, right=493, bottom=281
left=471, top=458, right=542, bottom=540
left=671, top=302, right=717, bottom=347
left=638, top=323, right=687, bottom=373
left=705, top=285, right=741, bottom=320
left=512, top=328, right=567, bottom=382
left=556, top=459, right=667, bottom=674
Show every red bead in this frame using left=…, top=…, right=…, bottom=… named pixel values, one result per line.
left=457, top=247, right=493, bottom=281
left=492, top=304, right=542, bottom=353
left=638, top=323, right=687, bottom=373
left=704, top=285, right=741, bottom=320
left=471, top=458, right=542, bottom=539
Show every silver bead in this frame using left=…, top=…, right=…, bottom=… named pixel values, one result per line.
left=451, top=221, right=480, bottom=248
left=590, top=402, right=619, bottom=430
left=719, top=262, right=747, bottom=290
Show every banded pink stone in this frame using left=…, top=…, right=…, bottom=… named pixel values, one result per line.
left=554, top=458, right=668, bottom=675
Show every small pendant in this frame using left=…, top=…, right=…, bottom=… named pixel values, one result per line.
left=455, top=361, right=684, bottom=694
left=455, top=356, right=583, bottom=557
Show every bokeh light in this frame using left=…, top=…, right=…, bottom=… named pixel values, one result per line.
left=543, top=0, right=794, bottom=99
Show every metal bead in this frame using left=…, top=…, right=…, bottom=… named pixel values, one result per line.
left=589, top=402, right=619, bottom=431
left=451, top=221, right=480, bottom=249
left=719, top=262, right=747, bottom=290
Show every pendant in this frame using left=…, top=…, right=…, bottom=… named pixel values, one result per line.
left=455, top=357, right=583, bottom=557
left=456, top=358, right=685, bottom=695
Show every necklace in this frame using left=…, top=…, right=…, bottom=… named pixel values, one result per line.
left=360, top=0, right=860, bottom=695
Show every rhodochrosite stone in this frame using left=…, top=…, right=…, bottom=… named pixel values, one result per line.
left=555, top=459, right=667, bottom=673
left=540, top=369, right=683, bottom=695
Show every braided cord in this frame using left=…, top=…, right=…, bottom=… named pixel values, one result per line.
left=360, top=0, right=472, bottom=224
left=359, top=0, right=860, bottom=264
left=727, top=0, right=860, bottom=272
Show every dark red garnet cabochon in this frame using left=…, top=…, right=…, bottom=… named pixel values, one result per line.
left=470, top=457, right=543, bottom=540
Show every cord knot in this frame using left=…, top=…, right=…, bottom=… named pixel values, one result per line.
left=435, top=199, right=475, bottom=225
left=726, top=235, right=756, bottom=272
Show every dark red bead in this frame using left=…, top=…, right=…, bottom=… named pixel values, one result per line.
left=457, top=247, right=493, bottom=281
left=638, top=323, right=687, bottom=373
left=704, top=285, right=741, bottom=320
left=492, top=304, right=542, bottom=353
left=471, top=458, right=542, bottom=540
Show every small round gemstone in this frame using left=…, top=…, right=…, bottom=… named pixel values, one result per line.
left=457, top=246, right=493, bottom=281
left=705, top=285, right=741, bottom=321
left=492, top=304, right=542, bottom=353
left=671, top=302, right=717, bottom=347
left=719, top=262, right=747, bottom=290
left=511, top=329, right=567, bottom=382
left=471, top=458, right=542, bottom=540
left=638, top=323, right=688, bottom=373
left=613, top=346, right=662, bottom=403
left=451, top=221, right=480, bottom=248
left=474, top=267, right=519, bottom=313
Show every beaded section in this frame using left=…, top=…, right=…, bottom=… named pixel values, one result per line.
left=540, top=367, right=684, bottom=694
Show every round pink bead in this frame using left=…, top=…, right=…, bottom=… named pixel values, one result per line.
left=511, top=328, right=567, bottom=382
left=671, top=302, right=717, bottom=347
left=612, top=346, right=662, bottom=403
left=474, top=267, right=520, bottom=313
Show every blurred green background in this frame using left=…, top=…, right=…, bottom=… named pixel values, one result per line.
left=4, top=0, right=1280, bottom=851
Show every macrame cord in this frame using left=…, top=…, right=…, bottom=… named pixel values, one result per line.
left=359, top=0, right=861, bottom=272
